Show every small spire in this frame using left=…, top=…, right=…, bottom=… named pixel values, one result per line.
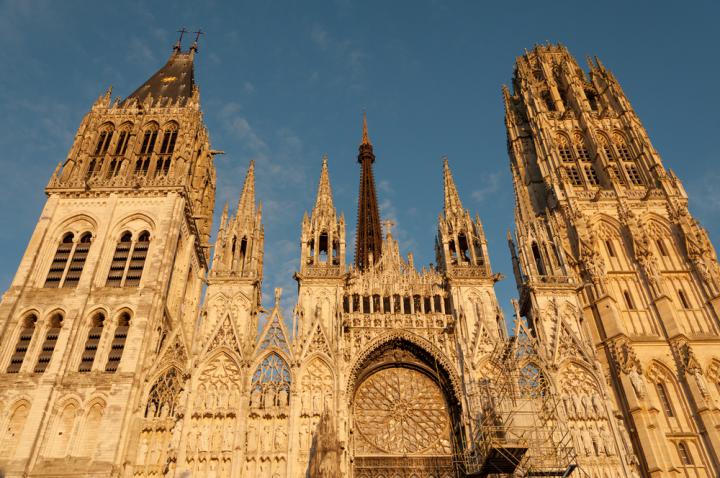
left=361, top=111, right=372, bottom=146
left=313, top=154, right=335, bottom=213
left=237, top=160, right=256, bottom=219
left=442, top=156, right=463, bottom=215
left=219, top=201, right=229, bottom=233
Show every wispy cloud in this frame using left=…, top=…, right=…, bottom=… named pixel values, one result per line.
left=471, top=171, right=503, bottom=203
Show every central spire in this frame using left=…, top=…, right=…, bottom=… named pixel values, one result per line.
left=355, top=113, right=382, bottom=271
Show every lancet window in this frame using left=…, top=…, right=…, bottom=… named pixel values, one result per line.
left=655, top=382, right=675, bottom=417
left=45, top=232, right=93, bottom=288
left=78, top=312, right=104, bottom=372
left=250, top=353, right=291, bottom=409
left=0, top=403, right=29, bottom=458
left=106, top=231, right=150, bottom=287
left=34, top=313, right=63, bottom=373
left=134, top=125, right=158, bottom=176
left=542, top=90, right=556, bottom=111
left=7, top=314, right=37, bottom=373
left=105, top=312, right=130, bottom=372
left=93, top=125, right=114, bottom=156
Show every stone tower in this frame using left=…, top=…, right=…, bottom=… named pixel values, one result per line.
left=505, top=43, right=720, bottom=477
left=0, top=39, right=216, bottom=476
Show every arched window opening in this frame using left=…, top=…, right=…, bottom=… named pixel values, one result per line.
left=7, top=314, right=37, bottom=373
left=602, top=143, right=615, bottom=161
left=616, top=138, right=633, bottom=162
left=105, top=313, right=130, bottom=372
left=656, top=239, right=668, bottom=257
left=106, top=231, right=132, bottom=287
left=458, top=233, right=470, bottom=262
left=159, top=125, right=178, bottom=154
left=362, top=295, right=370, bottom=313
left=50, top=404, right=77, bottom=457
left=45, top=232, right=75, bottom=288
left=424, top=296, right=432, bottom=313
left=605, top=239, right=616, bottom=258
left=105, top=157, right=121, bottom=179
left=93, top=128, right=113, bottom=156
left=139, top=127, right=158, bottom=155
left=0, top=403, right=29, bottom=458
left=585, top=90, right=599, bottom=111
left=125, top=231, right=150, bottom=286
left=575, top=142, right=591, bottom=161
left=558, top=88, right=570, bottom=110
left=656, top=382, right=675, bottom=417
left=85, top=158, right=102, bottom=179
left=113, top=129, right=130, bottom=156
left=79, top=313, right=105, bottom=372
left=626, top=165, right=644, bottom=185
left=403, top=296, right=412, bottom=314
left=584, top=165, right=599, bottom=185
left=623, top=290, right=636, bottom=310
left=372, top=294, right=381, bottom=313
left=145, top=368, right=182, bottom=418
left=250, top=354, right=291, bottom=409
left=448, top=239, right=458, bottom=265
left=343, top=295, right=350, bottom=313
left=332, top=240, right=339, bottom=264
left=532, top=242, right=546, bottom=276
left=678, top=289, right=691, bottom=309
left=558, top=142, right=574, bottom=162
left=567, top=166, right=583, bottom=186
left=239, top=237, right=248, bottom=273
left=542, top=90, right=556, bottom=111
left=63, top=232, right=92, bottom=288
left=318, top=232, right=329, bottom=262
left=678, top=441, right=694, bottom=465
left=434, top=295, right=442, bottom=313
left=231, top=236, right=237, bottom=257
left=34, top=313, right=63, bottom=373
left=352, top=294, right=360, bottom=312
left=393, top=294, right=401, bottom=313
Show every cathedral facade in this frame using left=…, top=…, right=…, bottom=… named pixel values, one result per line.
left=0, top=39, right=718, bottom=478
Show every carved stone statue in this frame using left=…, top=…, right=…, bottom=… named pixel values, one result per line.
left=628, top=368, right=647, bottom=399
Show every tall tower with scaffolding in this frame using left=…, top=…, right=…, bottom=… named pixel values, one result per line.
left=505, top=43, right=720, bottom=477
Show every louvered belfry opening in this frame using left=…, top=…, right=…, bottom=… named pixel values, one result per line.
left=355, top=113, right=382, bottom=271
left=79, top=313, right=105, bottom=372
left=105, top=313, right=130, bottom=372
left=7, top=314, right=37, bottom=373
left=63, top=232, right=92, bottom=288
left=45, top=233, right=74, bottom=288
left=126, top=231, right=150, bottom=286
left=34, top=314, right=63, bottom=373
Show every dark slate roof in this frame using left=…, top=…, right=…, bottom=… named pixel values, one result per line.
left=126, top=50, right=195, bottom=102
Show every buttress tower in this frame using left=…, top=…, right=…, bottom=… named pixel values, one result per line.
left=0, top=38, right=216, bottom=476
left=505, top=44, right=720, bottom=477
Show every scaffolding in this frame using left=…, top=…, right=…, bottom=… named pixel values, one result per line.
left=463, top=321, right=581, bottom=477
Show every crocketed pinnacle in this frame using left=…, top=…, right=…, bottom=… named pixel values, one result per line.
left=443, top=157, right=464, bottom=216
left=237, top=160, right=256, bottom=220
left=314, top=155, right=335, bottom=214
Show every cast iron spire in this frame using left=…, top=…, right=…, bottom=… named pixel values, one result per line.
left=355, top=112, right=383, bottom=271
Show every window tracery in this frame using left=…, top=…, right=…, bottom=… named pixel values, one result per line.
left=250, top=353, right=291, bottom=409
left=145, top=367, right=183, bottom=419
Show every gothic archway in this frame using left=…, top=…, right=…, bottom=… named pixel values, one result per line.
left=350, top=339, right=462, bottom=478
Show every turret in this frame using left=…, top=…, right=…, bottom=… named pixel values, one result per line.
left=300, top=155, right=346, bottom=273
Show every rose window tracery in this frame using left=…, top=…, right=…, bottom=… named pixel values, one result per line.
left=353, top=367, right=452, bottom=455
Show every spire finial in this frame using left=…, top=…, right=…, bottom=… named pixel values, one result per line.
left=442, top=156, right=464, bottom=215
left=175, top=27, right=188, bottom=52
left=314, top=154, right=334, bottom=213
left=237, top=160, right=256, bottom=220
left=191, top=29, right=204, bottom=53
left=361, top=111, right=372, bottom=146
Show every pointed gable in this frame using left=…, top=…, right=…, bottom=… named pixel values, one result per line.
left=204, top=315, right=243, bottom=357
left=303, top=321, right=332, bottom=358
left=257, top=307, right=291, bottom=356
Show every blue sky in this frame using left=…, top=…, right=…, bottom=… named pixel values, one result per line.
left=0, top=1, right=718, bottom=321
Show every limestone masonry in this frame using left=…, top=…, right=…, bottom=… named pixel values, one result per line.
left=0, top=40, right=718, bottom=478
